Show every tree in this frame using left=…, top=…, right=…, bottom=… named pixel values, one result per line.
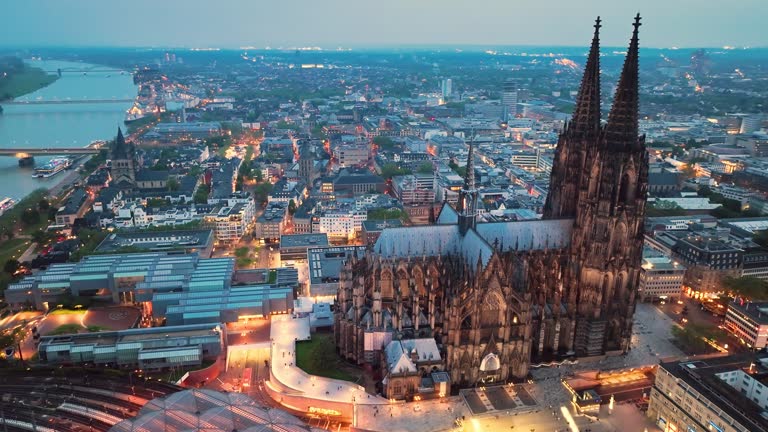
left=3, top=259, right=19, bottom=275
left=37, top=199, right=50, bottom=212
left=373, top=136, right=395, bottom=150
left=417, top=162, right=434, bottom=174
left=167, top=178, right=180, bottom=191
left=288, top=199, right=297, bottom=215
left=1, top=227, right=14, bottom=241
left=188, top=166, right=204, bottom=178
left=31, top=229, right=52, bottom=245
left=671, top=325, right=710, bottom=353
left=368, top=208, right=407, bottom=221
left=254, top=183, right=273, bottom=203
left=646, top=205, right=688, bottom=217
left=697, top=186, right=712, bottom=197
left=721, top=276, right=768, bottom=301
left=194, top=184, right=210, bottom=204
left=379, top=163, right=411, bottom=179
left=448, top=161, right=467, bottom=177
left=69, top=229, right=108, bottom=262
left=147, top=198, right=170, bottom=208
left=20, top=208, right=40, bottom=226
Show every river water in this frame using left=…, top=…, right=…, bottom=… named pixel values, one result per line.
left=0, top=59, right=137, bottom=201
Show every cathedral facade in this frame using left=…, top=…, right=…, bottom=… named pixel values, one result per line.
left=335, top=16, right=648, bottom=392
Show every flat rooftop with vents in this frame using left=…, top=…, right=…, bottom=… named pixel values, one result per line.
left=279, top=233, right=329, bottom=261
left=95, top=229, right=214, bottom=257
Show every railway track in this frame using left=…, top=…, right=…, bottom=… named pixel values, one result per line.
left=0, top=369, right=182, bottom=432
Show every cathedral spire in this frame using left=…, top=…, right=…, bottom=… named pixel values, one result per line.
left=112, top=126, right=130, bottom=159
left=570, top=16, right=602, bottom=137
left=463, top=135, right=476, bottom=192
left=605, top=14, right=641, bottom=149
left=116, top=126, right=125, bottom=146
left=457, top=133, right=479, bottom=235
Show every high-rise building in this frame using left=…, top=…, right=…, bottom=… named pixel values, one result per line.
left=441, top=78, right=452, bottom=98
left=740, top=115, right=763, bottom=134
left=502, top=79, right=518, bottom=119
left=335, top=16, right=648, bottom=391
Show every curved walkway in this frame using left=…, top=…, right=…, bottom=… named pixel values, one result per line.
left=267, top=315, right=388, bottom=410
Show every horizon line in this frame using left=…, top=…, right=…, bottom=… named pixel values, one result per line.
left=1, top=43, right=765, bottom=52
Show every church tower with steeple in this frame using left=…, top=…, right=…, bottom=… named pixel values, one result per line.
left=456, top=136, right=479, bottom=235
left=110, top=127, right=137, bottom=188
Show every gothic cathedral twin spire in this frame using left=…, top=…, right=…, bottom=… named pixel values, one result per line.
left=543, top=15, right=647, bottom=354
left=544, top=14, right=645, bottom=220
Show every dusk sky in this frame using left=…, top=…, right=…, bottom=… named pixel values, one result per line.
left=4, top=0, right=767, bottom=49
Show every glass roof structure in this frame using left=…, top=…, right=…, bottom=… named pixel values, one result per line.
left=110, top=389, right=328, bottom=432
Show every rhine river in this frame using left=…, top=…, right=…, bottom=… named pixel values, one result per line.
left=0, top=59, right=137, bottom=201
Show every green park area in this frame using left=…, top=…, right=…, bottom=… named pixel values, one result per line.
left=0, top=238, right=30, bottom=268
left=0, top=189, right=52, bottom=292
left=0, top=58, right=58, bottom=101
left=671, top=322, right=726, bottom=355
left=295, top=333, right=361, bottom=383
left=234, top=246, right=253, bottom=268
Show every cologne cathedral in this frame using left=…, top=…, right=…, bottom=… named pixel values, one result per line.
left=335, top=15, right=648, bottom=389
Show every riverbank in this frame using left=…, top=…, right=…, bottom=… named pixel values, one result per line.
left=0, top=61, right=58, bottom=101
left=0, top=58, right=136, bottom=202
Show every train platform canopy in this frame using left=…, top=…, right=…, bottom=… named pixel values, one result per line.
left=110, top=388, right=328, bottom=432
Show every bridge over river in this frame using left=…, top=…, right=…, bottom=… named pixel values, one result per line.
left=4, top=98, right=133, bottom=105
left=0, top=147, right=102, bottom=157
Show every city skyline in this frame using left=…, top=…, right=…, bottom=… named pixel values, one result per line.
left=3, top=0, right=768, bottom=49
left=2, top=4, right=768, bottom=432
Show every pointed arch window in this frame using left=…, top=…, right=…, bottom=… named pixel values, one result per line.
left=480, top=290, right=505, bottom=328
left=413, top=268, right=426, bottom=298
left=612, top=223, right=627, bottom=257
left=398, top=269, right=410, bottom=298
left=380, top=270, right=393, bottom=299
left=619, top=170, right=636, bottom=203
left=588, top=161, right=600, bottom=197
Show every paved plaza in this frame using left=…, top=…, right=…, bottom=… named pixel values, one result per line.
left=356, top=396, right=655, bottom=432
left=82, top=306, right=140, bottom=330
left=628, top=303, right=685, bottom=364
left=356, top=397, right=471, bottom=432
left=465, top=403, right=656, bottom=432
left=258, top=306, right=675, bottom=431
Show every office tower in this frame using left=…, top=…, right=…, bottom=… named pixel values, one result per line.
left=441, top=78, right=453, bottom=98
left=502, top=79, right=518, bottom=119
